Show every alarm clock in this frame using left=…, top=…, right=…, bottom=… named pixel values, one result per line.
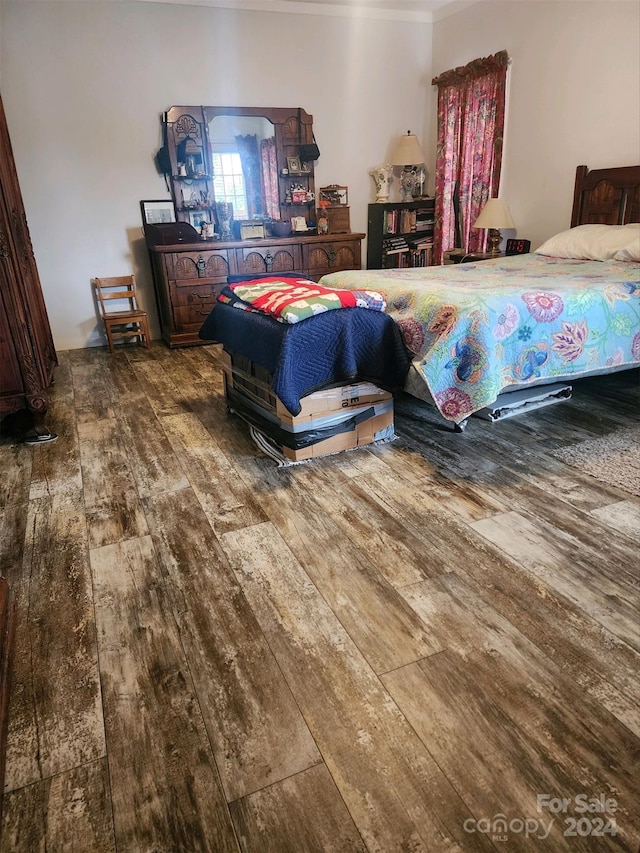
left=505, top=238, right=531, bottom=255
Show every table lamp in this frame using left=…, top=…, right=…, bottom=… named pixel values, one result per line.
left=390, top=131, right=426, bottom=202
left=473, top=198, right=515, bottom=254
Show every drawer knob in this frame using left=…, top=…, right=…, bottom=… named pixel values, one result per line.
left=190, top=291, right=212, bottom=300
left=265, top=251, right=273, bottom=272
left=328, top=247, right=337, bottom=265
left=196, top=255, right=207, bottom=277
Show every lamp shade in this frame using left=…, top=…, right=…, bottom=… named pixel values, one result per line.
left=474, top=198, right=515, bottom=229
left=389, top=131, right=425, bottom=166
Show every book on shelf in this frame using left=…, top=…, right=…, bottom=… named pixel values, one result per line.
left=407, top=236, right=433, bottom=250
left=382, top=236, right=409, bottom=254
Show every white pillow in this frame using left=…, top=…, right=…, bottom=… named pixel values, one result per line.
left=613, top=235, right=640, bottom=262
left=535, top=223, right=640, bottom=261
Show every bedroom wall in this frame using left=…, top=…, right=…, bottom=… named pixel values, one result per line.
left=431, top=0, right=640, bottom=251
left=0, top=1, right=432, bottom=350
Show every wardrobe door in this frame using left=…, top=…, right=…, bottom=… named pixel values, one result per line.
left=0, top=92, right=57, bottom=423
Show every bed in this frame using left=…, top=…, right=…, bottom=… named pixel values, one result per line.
left=200, top=165, right=639, bottom=430
left=317, top=164, right=640, bottom=428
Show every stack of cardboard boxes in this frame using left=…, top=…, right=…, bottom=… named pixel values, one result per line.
left=221, top=350, right=394, bottom=462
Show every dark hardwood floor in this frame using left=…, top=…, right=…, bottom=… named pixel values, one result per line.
left=0, top=343, right=638, bottom=852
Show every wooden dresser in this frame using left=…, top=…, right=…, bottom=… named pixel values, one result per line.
left=148, top=232, right=365, bottom=347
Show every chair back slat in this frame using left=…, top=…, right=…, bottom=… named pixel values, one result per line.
left=94, top=275, right=139, bottom=316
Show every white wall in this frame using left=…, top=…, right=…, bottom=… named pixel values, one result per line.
left=431, top=0, right=640, bottom=251
left=1, top=1, right=432, bottom=350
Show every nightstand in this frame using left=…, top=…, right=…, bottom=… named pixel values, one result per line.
left=446, top=250, right=505, bottom=264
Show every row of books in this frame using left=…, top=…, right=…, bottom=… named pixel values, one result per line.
left=383, top=208, right=434, bottom=236
left=381, top=236, right=434, bottom=269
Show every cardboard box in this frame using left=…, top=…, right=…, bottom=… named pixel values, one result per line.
left=221, top=349, right=392, bottom=421
left=222, top=362, right=395, bottom=463
left=251, top=406, right=394, bottom=463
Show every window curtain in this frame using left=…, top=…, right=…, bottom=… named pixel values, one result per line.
left=432, top=51, right=508, bottom=263
left=260, top=136, right=279, bottom=221
left=235, top=133, right=261, bottom=218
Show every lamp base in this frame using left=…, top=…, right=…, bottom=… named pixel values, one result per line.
left=486, top=228, right=502, bottom=255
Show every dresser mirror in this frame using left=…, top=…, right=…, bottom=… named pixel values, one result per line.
left=163, top=105, right=315, bottom=231
left=207, top=114, right=277, bottom=220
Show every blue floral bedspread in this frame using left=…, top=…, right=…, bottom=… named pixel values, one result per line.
left=320, top=254, right=640, bottom=423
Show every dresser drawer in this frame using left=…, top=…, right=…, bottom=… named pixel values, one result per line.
left=173, top=303, right=217, bottom=329
left=303, top=239, right=361, bottom=278
left=170, top=282, right=222, bottom=308
left=167, top=248, right=235, bottom=283
left=235, top=244, right=301, bottom=276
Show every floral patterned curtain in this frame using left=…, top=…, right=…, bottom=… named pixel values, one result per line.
left=432, top=51, right=508, bottom=263
left=260, top=136, right=279, bottom=221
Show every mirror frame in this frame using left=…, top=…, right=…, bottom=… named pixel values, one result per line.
left=163, top=105, right=315, bottom=231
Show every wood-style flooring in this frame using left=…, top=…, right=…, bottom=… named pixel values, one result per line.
left=0, top=343, right=638, bottom=853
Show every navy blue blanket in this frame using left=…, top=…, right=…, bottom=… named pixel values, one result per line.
left=199, top=302, right=410, bottom=416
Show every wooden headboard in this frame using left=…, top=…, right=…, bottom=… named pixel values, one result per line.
left=571, top=164, right=640, bottom=226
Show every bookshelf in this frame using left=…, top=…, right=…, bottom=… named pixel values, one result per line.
left=366, top=199, right=435, bottom=269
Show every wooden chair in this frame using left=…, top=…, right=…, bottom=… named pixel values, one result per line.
left=94, top=275, right=150, bottom=353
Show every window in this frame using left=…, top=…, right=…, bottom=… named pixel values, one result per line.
left=212, top=150, right=248, bottom=219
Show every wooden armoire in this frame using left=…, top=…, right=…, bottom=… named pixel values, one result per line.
left=0, top=92, right=57, bottom=439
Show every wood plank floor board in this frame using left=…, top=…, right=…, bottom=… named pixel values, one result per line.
left=77, top=417, right=150, bottom=548
left=393, top=572, right=640, bottom=839
left=461, top=455, right=633, bottom=515
left=348, top=467, right=509, bottom=579
left=221, top=522, right=495, bottom=853
left=129, top=357, right=193, bottom=418
left=90, top=535, right=240, bottom=853
left=355, top=458, right=509, bottom=524
left=590, top=499, right=640, bottom=538
left=28, top=354, right=83, bottom=501
left=178, top=344, right=227, bottom=387
left=229, top=764, right=367, bottom=853
left=382, top=649, right=638, bottom=853
left=5, top=492, right=105, bottom=790
left=0, top=502, right=28, bottom=591
left=0, top=441, right=32, bottom=510
left=99, top=358, right=190, bottom=498
left=234, top=458, right=442, bottom=673
left=353, top=475, right=640, bottom=733
left=434, top=520, right=640, bottom=736
left=294, top=464, right=447, bottom=588
left=160, top=412, right=269, bottom=535
left=470, top=510, right=640, bottom=652
left=1, top=758, right=115, bottom=853
left=68, top=349, right=117, bottom=425
left=142, top=488, right=321, bottom=802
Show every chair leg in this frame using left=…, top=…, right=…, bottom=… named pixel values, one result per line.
left=139, top=315, right=151, bottom=349
left=104, top=321, right=115, bottom=354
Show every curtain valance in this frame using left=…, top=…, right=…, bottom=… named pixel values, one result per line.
left=431, top=50, right=509, bottom=88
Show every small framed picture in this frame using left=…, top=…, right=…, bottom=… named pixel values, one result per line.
left=320, top=185, right=348, bottom=206
left=287, top=156, right=302, bottom=174
left=140, top=199, right=176, bottom=226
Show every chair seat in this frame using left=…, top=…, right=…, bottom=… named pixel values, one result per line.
left=103, top=309, right=148, bottom=320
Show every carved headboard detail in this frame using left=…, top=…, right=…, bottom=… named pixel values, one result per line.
left=571, top=164, right=640, bottom=226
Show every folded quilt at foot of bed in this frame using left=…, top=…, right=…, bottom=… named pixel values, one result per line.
left=221, top=275, right=386, bottom=324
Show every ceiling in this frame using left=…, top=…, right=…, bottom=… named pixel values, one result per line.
left=134, top=0, right=481, bottom=23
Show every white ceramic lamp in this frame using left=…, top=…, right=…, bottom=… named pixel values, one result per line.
left=390, top=131, right=426, bottom=202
